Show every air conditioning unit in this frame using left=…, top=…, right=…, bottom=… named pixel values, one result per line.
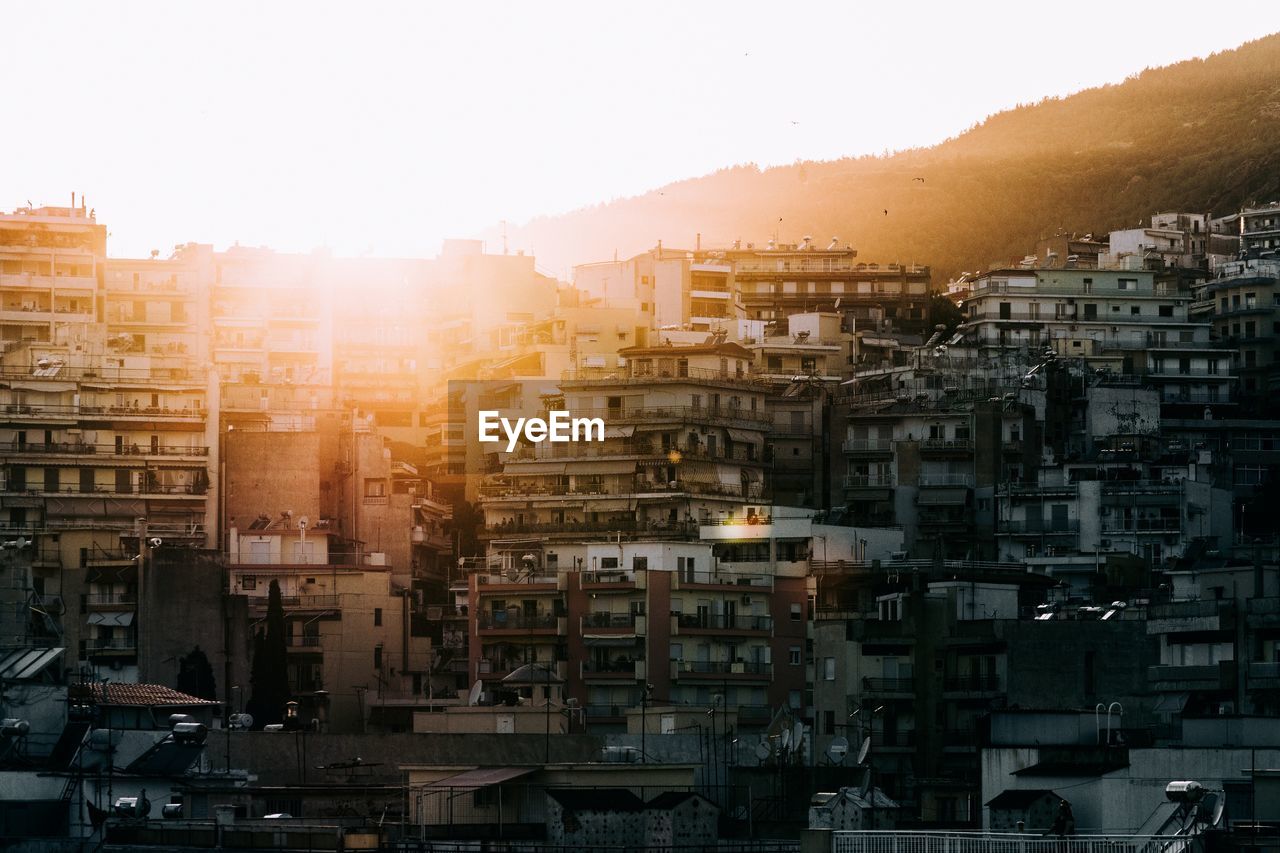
left=742, top=595, right=754, bottom=605
left=1100, top=539, right=1111, bottom=548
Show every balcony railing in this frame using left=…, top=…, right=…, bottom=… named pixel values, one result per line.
left=861, top=677, right=914, bottom=692
left=6, top=441, right=208, bottom=457
left=921, top=439, right=974, bottom=453
left=85, top=593, right=136, bottom=606
left=582, top=660, right=642, bottom=678
left=673, top=660, right=772, bottom=677
left=1, top=402, right=206, bottom=420
left=556, top=404, right=773, bottom=429
left=477, top=612, right=558, bottom=630
left=832, top=830, right=1205, bottom=853
left=562, top=366, right=767, bottom=389
left=842, top=439, right=893, bottom=453
left=675, top=613, right=772, bottom=632
left=86, top=638, right=137, bottom=653
left=676, top=571, right=772, bottom=589
left=943, top=674, right=1001, bottom=692
left=285, top=635, right=323, bottom=648
left=582, top=612, right=640, bottom=631
left=843, top=474, right=894, bottom=488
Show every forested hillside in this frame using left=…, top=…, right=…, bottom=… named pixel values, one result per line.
left=504, top=34, right=1280, bottom=282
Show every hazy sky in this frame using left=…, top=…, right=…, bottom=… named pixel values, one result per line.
left=4, top=2, right=1279, bottom=261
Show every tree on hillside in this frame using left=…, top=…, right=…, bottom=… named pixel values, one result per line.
left=176, top=645, right=217, bottom=701
left=928, top=295, right=966, bottom=339
left=245, top=579, right=290, bottom=727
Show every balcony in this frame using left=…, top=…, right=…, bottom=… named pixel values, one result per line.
left=1001, top=519, right=1079, bottom=536
left=842, top=474, right=894, bottom=490
left=473, top=573, right=560, bottom=592
left=562, top=365, right=767, bottom=391
left=942, top=674, right=1002, bottom=694
left=285, top=635, right=323, bottom=649
left=582, top=659, right=645, bottom=680
left=672, top=613, right=772, bottom=635
left=476, top=612, right=562, bottom=635
left=918, top=473, right=974, bottom=487
left=842, top=439, right=893, bottom=455
left=557, top=403, right=773, bottom=430
left=85, top=638, right=137, bottom=655
left=861, top=677, right=914, bottom=694
left=1247, top=661, right=1280, bottom=691
left=581, top=612, right=644, bottom=635
left=1246, top=597, right=1280, bottom=629
left=1147, top=599, right=1235, bottom=634
left=1100, top=518, right=1182, bottom=534
left=247, top=594, right=341, bottom=613
left=584, top=703, right=629, bottom=721
left=920, top=439, right=975, bottom=456
left=670, top=659, right=772, bottom=680
left=1147, top=660, right=1237, bottom=691
left=86, top=592, right=136, bottom=609
left=0, top=402, right=206, bottom=421
left=5, top=441, right=208, bottom=459
left=580, top=570, right=643, bottom=590
left=673, top=570, right=772, bottom=591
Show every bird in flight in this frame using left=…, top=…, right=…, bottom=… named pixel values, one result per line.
left=913, top=177, right=925, bottom=183
left=883, top=209, right=889, bottom=216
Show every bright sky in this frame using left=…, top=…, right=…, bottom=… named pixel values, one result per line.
left=4, top=1, right=1279, bottom=260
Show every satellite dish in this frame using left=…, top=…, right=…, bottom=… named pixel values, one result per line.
left=755, top=742, right=771, bottom=762
left=793, top=722, right=805, bottom=751
left=856, top=736, right=871, bottom=766
left=827, top=736, right=849, bottom=765
left=858, top=766, right=872, bottom=797
left=467, top=680, right=483, bottom=706
left=780, top=729, right=792, bottom=749
left=1209, top=793, right=1226, bottom=827
left=834, top=297, right=842, bottom=309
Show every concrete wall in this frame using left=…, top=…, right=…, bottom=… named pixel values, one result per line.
left=1004, top=620, right=1154, bottom=719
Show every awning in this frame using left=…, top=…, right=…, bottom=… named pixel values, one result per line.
left=87, top=612, right=135, bottom=627
left=571, top=461, right=636, bottom=475
left=725, top=428, right=760, bottom=443
left=604, top=425, right=635, bottom=439
left=507, top=462, right=566, bottom=476
left=418, top=767, right=536, bottom=790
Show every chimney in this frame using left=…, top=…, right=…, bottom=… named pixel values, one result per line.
left=696, top=233, right=701, bottom=252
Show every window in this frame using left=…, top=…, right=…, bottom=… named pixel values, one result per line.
left=1130, top=305, right=1140, bottom=315
left=373, top=645, right=383, bottom=669
left=374, top=607, right=383, bottom=627
left=241, top=576, right=257, bottom=591
left=824, top=710, right=836, bottom=735
left=824, top=657, right=836, bottom=680
left=364, top=478, right=385, bottom=497
left=790, top=603, right=802, bottom=621
left=1118, top=278, right=1137, bottom=291
left=1159, top=305, right=1173, bottom=317
left=789, top=646, right=802, bottom=666
left=633, top=555, right=648, bottom=571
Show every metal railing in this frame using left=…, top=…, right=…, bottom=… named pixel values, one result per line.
left=477, top=612, right=558, bottom=630
left=842, top=439, right=893, bottom=453
left=843, top=474, right=894, bottom=488
left=675, top=613, right=772, bottom=632
left=582, top=612, right=640, bottom=630
left=676, top=571, right=772, bottom=589
left=5, top=441, right=208, bottom=456
left=673, top=660, right=772, bottom=677
left=832, top=830, right=1197, bottom=853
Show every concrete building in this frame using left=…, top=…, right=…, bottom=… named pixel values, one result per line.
left=959, top=267, right=1235, bottom=410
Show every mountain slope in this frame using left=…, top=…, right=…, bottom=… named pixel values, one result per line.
left=505, top=34, right=1280, bottom=282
